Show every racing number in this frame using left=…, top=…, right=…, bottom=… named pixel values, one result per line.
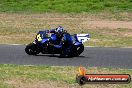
left=37, top=34, right=42, bottom=41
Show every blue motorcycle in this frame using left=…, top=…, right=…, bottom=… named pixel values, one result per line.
left=25, top=30, right=90, bottom=57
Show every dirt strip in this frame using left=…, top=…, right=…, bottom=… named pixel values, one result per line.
left=82, top=21, right=132, bottom=29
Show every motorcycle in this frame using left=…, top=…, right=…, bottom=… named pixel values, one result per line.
left=25, top=30, right=90, bottom=57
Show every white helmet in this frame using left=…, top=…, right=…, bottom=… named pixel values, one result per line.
left=56, top=26, right=64, bottom=33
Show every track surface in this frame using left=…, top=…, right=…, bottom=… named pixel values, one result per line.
left=0, top=45, right=132, bottom=69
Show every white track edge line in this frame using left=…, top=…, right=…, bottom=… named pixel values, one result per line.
left=2, top=44, right=132, bottom=48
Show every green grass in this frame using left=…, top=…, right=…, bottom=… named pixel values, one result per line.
left=0, top=1, right=132, bottom=47
left=0, top=64, right=132, bottom=88
left=0, top=0, right=132, bottom=13
left=0, top=1, right=131, bottom=88
left=84, top=28, right=132, bottom=47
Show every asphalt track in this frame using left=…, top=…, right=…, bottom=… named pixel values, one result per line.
left=0, top=44, right=132, bottom=69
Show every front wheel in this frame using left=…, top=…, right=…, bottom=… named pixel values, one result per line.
left=76, top=44, right=84, bottom=56
left=25, top=43, right=40, bottom=55
left=71, top=44, right=84, bottom=57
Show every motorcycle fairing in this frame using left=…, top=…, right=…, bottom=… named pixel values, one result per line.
left=76, top=34, right=90, bottom=43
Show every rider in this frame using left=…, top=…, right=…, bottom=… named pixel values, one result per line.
left=51, top=26, right=73, bottom=57
left=48, top=26, right=64, bottom=45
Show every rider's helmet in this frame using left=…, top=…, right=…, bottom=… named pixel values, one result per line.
left=56, top=26, right=64, bottom=33
left=56, top=26, right=64, bottom=36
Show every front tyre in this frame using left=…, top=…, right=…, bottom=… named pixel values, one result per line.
left=71, top=44, right=84, bottom=57
left=76, top=44, right=84, bottom=56
left=25, top=43, right=40, bottom=55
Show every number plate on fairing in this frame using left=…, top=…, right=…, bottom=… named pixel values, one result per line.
left=76, top=34, right=90, bottom=43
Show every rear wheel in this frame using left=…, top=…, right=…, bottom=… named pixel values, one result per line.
left=25, top=43, right=40, bottom=55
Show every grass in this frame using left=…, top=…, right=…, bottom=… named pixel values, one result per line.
left=0, top=0, right=132, bottom=13
left=0, top=64, right=131, bottom=88
left=85, top=28, right=132, bottom=47
left=0, top=1, right=131, bottom=88
left=0, top=13, right=132, bottom=47
left=0, top=0, right=132, bottom=47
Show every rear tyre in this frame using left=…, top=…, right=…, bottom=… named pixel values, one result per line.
left=25, top=43, right=40, bottom=55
